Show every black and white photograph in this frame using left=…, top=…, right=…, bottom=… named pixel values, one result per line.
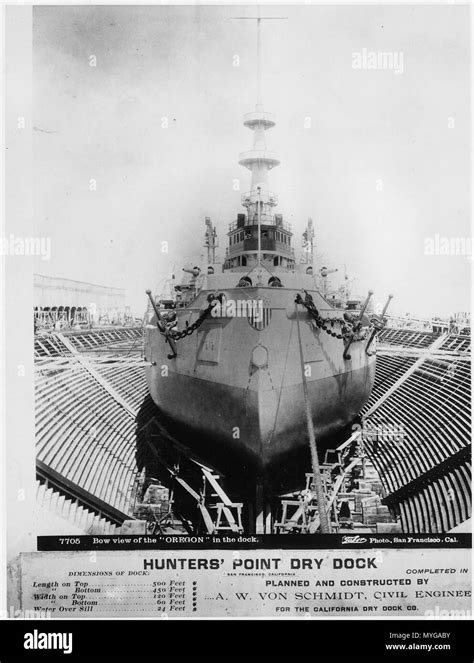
left=1, top=0, right=472, bottom=641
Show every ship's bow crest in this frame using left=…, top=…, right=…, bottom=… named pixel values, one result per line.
left=247, top=297, right=272, bottom=331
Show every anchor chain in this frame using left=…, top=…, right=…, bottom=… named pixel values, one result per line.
left=294, top=291, right=373, bottom=343
left=146, top=289, right=225, bottom=360
left=295, top=292, right=352, bottom=340
left=165, top=293, right=224, bottom=341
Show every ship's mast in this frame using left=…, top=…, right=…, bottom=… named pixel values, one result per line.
left=233, top=11, right=287, bottom=282
left=302, top=218, right=315, bottom=266
left=256, top=13, right=262, bottom=106
left=235, top=12, right=286, bottom=195
left=204, top=216, right=218, bottom=264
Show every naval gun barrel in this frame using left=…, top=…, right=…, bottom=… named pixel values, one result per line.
left=182, top=267, right=201, bottom=277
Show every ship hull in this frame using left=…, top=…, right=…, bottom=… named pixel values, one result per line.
left=144, top=285, right=376, bottom=493
left=146, top=363, right=374, bottom=492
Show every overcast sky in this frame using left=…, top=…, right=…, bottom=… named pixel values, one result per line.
left=33, top=4, right=470, bottom=318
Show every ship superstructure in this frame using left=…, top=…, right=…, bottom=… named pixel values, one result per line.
left=144, top=16, right=390, bottom=497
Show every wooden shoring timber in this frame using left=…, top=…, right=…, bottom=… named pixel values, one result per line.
left=276, top=434, right=364, bottom=533
left=142, top=430, right=242, bottom=535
